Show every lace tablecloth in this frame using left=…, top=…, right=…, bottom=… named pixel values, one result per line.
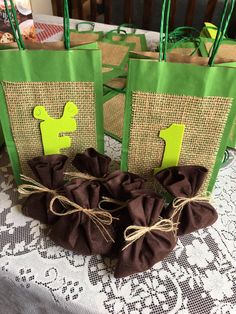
left=0, top=137, right=236, bottom=314
left=0, top=15, right=236, bottom=314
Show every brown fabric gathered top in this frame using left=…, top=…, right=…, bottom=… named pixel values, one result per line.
left=22, top=154, right=68, bottom=225
left=155, top=166, right=218, bottom=236
left=103, top=170, right=146, bottom=201
left=114, top=194, right=177, bottom=278
left=49, top=178, right=116, bottom=256
left=72, top=148, right=111, bottom=178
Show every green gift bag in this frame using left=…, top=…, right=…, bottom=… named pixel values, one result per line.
left=199, top=37, right=236, bottom=149
left=70, top=21, right=104, bottom=44
left=0, top=0, right=103, bottom=184
left=0, top=123, right=4, bottom=147
left=121, top=0, right=236, bottom=193
left=105, top=24, right=148, bottom=52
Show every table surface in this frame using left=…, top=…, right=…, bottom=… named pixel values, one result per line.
left=0, top=14, right=236, bottom=314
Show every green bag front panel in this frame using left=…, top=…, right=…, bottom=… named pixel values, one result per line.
left=0, top=122, right=4, bottom=147
left=0, top=49, right=104, bottom=184
left=121, top=58, right=236, bottom=192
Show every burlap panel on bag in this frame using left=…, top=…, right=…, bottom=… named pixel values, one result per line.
left=104, top=93, right=125, bottom=140
left=3, top=81, right=97, bottom=176
left=70, top=32, right=100, bottom=43
left=128, top=92, right=232, bottom=191
left=205, top=42, right=236, bottom=60
left=98, top=42, right=130, bottom=67
left=112, top=35, right=142, bottom=51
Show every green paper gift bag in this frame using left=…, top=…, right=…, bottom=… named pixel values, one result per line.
left=0, top=0, right=103, bottom=184
left=0, top=123, right=4, bottom=147
left=121, top=0, right=236, bottom=193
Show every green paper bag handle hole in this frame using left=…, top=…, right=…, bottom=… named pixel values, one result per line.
left=105, top=29, right=127, bottom=42
left=4, top=0, right=71, bottom=50
left=76, top=21, right=95, bottom=32
left=117, top=24, right=137, bottom=34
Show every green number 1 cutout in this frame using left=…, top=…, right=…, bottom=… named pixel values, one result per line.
left=154, top=124, right=185, bottom=174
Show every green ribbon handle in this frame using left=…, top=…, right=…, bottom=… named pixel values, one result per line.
left=4, top=0, right=71, bottom=50
left=159, top=0, right=171, bottom=62
left=4, top=0, right=25, bottom=49
left=117, top=24, right=136, bottom=34
left=63, top=0, right=70, bottom=50
left=208, top=0, right=235, bottom=66
left=159, top=0, right=235, bottom=65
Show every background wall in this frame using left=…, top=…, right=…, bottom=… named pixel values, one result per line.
left=30, top=0, right=53, bottom=15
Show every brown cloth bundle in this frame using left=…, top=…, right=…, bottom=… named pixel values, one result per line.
left=49, top=178, right=116, bottom=256
left=72, top=148, right=111, bottom=178
left=155, top=166, right=218, bottom=236
left=114, top=194, right=177, bottom=278
left=103, top=170, right=146, bottom=201
left=21, top=155, right=68, bottom=225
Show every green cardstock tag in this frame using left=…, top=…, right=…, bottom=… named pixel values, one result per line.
left=33, top=102, right=79, bottom=155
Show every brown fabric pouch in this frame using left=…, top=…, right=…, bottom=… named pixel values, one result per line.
left=22, top=154, right=68, bottom=224
left=72, top=148, right=111, bottom=178
left=103, top=170, right=146, bottom=201
left=155, top=166, right=218, bottom=236
left=49, top=179, right=115, bottom=256
left=114, top=195, right=176, bottom=278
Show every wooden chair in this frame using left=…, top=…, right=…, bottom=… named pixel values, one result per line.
left=102, top=0, right=236, bottom=37
left=51, top=0, right=236, bottom=37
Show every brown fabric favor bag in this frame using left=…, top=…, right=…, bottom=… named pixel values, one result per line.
left=114, top=194, right=176, bottom=278
left=72, top=148, right=111, bottom=178
left=103, top=170, right=146, bottom=201
left=20, top=154, right=68, bottom=224
left=49, top=178, right=115, bottom=256
left=155, top=166, right=218, bottom=236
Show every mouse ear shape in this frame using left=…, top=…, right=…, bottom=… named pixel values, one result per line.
left=33, top=106, right=50, bottom=121
left=63, top=102, right=79, bottom=117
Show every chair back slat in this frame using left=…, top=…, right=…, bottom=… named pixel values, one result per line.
left=185, top=0, right=197, bottom=26
left=143, top=0, right=154, bottom=30
left=170, top=0, right=177, bottom=30
left=90, top=0, right=98, bottom=21
left=204, top=0, right=218, bottom=21
left=104, top=0, right=112, bottom=24
left=70, top=0, right=84, bottom=19
left=124, top=0, right=133, bottom=24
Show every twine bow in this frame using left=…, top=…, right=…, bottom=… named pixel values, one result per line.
left=49, top=195, right=115, bottom=243
left=64, top=171, right=106, bottom=182
left=98, top=197, right=127, bottom=213
left=122, top=218, right=177, bottom=250
left=171, top=193, right=212, bottom=236
left=18, top=174, right=58, bottom=196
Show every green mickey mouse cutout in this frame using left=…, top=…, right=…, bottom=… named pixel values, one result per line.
left=33, top=102, right=79, bottom=155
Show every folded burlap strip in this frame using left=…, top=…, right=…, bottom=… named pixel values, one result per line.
left=49, top=195, right=115, bottom=243
left=122, top=218, right=178, bottom=250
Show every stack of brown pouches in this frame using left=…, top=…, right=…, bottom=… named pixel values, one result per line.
left=19, top=149, right=218, bottom=278
left=21, top=154, right=68, bottom=225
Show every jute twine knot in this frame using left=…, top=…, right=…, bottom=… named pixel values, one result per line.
left=18, top=174, right=58, bottom=196
left=98, top=196, right=127, bottom=213
left=64, top=171, right=106, bottom=182
left=49, top=195, right=115, bottom=243
left=122, top=218, right=177, bottom=250
left=171, top=193, right=211, bottom=236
